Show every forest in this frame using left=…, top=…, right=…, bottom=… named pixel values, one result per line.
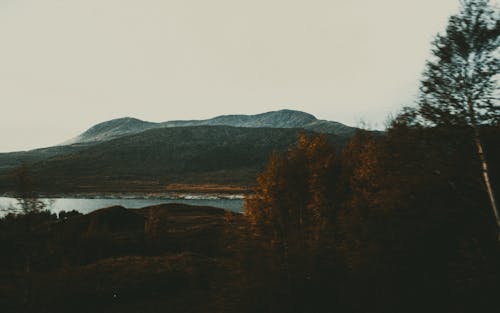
left=1, top=125, right=499, bottom=313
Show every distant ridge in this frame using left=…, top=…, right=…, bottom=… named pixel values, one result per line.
left=63, top=117, right=157, bottom=145
left=160, top=110, right=318, bottom=129
left=64, top=109, right=357, bottom=145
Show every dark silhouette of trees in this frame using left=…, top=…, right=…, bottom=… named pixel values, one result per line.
left=397, top=0, right=500, bottom=236
left=245, top=134, right=337, bottom=263
left=0, top=165, right=53, bottom=312
left=382, top=126, right=499, bottom=311
left=241, top=128, right=500, bottom=312
left=244, top=133, right=340, bottom=312
left=4, top=164, right=47, bottom=215
left=329, top=127, right=500, bottom=312
left=1, top=129, right=498, bottom=313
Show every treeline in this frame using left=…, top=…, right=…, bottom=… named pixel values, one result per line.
left=226, top=0, right=500, bottom=310
left=226, top=126, right=500, bottom=313
left=0, top=127, right=498, bottom=313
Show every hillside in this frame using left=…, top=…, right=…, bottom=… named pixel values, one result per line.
left=0, top=110, right=360, bottom=194
left=0, top=144, right=89, bottom=174
left=63, top=117, right=157, bottom=145
left=0, top=126, right=347, bottom=193
left=0, top=110, right=358, bottom=179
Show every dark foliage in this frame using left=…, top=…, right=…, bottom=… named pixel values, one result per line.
left=0, top=203, right=230, bottom=313
left=239, top=128, right=500, bottom=313
left=1, top=127, right=499, bottom=312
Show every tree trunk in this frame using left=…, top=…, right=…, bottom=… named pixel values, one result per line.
left=471, top=126, right=500, bottom=240
left=468, top=100, right=500, bottom=240
left=281, top=234, right=292, bottom=286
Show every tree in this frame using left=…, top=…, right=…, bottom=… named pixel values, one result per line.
left=1, top=164, right=51, bottom=309
left=13, top=164, right=47, bottom=215
left=398, top=0, right=500, bottom=236
left=245, top=134, right=337, bottom=260
left=244, top=133, right=339, bottom=311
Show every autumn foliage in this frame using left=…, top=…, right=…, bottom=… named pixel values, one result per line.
left=241, top=127, right=500, bottom=313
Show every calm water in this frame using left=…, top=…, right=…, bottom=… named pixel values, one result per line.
left=0, top=196, right=244, bottom=215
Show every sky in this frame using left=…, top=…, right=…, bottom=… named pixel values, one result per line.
left=0, top=0, right=464, bottom=152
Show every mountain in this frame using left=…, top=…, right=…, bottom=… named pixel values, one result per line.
left=0, top=126, right=349, bottom=193
left=64, top=110, right=356, bottom=145
left=63, top=117, right=157, bottom=145
left=0, top=144, right=88, bottom=174
left=14, top=126, right=348, bottom=193
left=160, top=110, right=317, bottom=128
left=0, top=110, right=361, bottom=194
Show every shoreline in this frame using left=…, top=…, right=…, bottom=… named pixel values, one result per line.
left=0, top=192, right=248, bottom=200
left=0, top=184, right=253, bottom=200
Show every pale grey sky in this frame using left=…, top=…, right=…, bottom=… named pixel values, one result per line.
left=1, top=0, right=462, bottom=152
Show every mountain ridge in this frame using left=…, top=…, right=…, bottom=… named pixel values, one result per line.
left=65, top=109, right=356, bottom=145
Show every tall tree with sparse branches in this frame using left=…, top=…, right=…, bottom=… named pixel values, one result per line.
left=398, top=0, right=500, bottom=237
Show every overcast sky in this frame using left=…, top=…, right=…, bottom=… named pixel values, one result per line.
left=0, top=0, right=463, bottom=152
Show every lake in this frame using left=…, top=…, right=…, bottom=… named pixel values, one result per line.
left=0, top=196, right=245, bottom=215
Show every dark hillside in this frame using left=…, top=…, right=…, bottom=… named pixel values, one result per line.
left=0, top=144, right=88, bottom=174
left=0, top=126, right=347, bottom=193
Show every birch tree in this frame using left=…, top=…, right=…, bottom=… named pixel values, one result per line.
left=399, top=0, right=500, bottom=236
